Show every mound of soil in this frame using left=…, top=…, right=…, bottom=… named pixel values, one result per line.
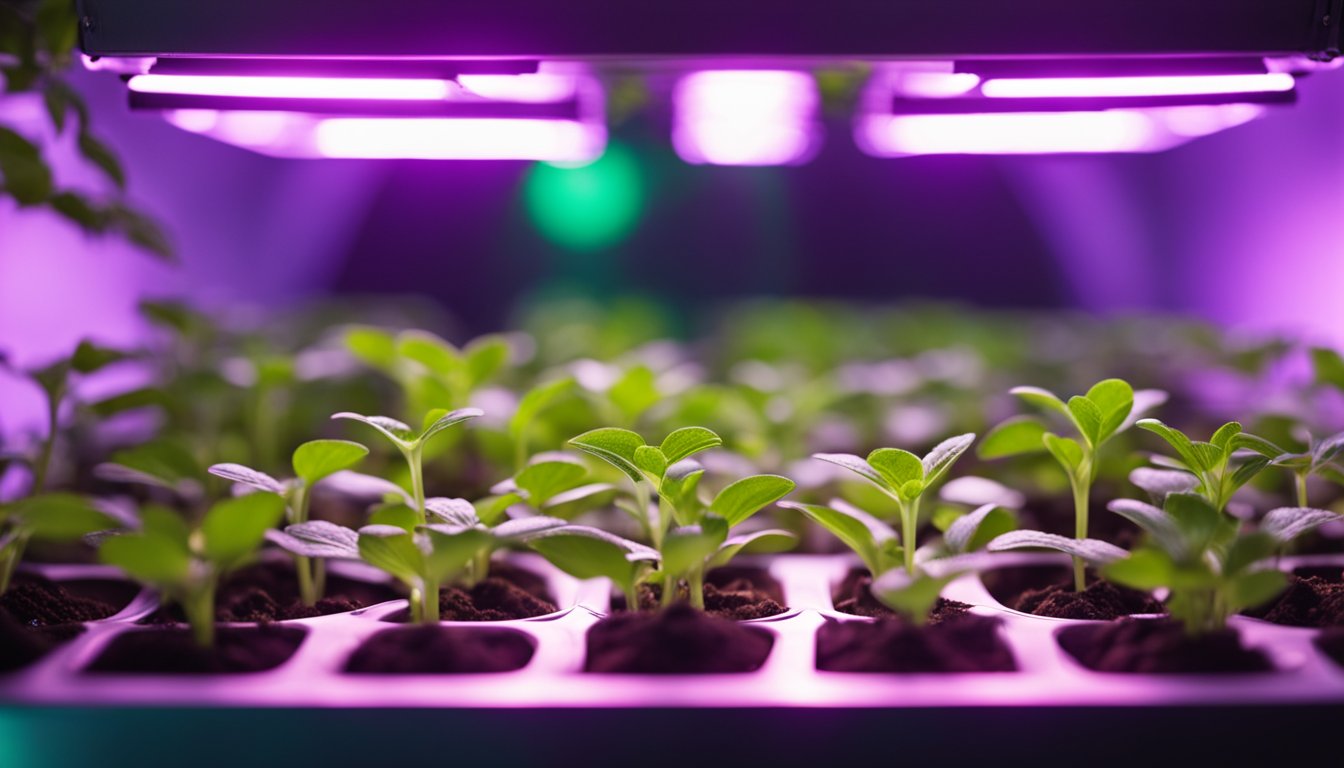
left=143, top=560, right=402, bottom=624
left=585, top=603, right=774, bottom=674
left=0, top=574, right=139, bottom=673
left=1057, top=619, right=1273, bottom=674
left=384, top=577, right=558, bottom=622
left=980, top=564, right=1161, bottom=620
left=614, top=581, right=787, bottom=621
left=345, top=626, right=535, bottom=674
left=816, top=614, right=1017, bottom=673
left=1243, top=575, right=1344, bottom=628
left=85, top=626, right=307, bottom=674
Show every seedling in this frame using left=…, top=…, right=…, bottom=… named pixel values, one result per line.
left=275, top=500, right=565, bottom=622
left=0, top=494, right=114, bottom=594
left=1269, top=430, right=1344, bottom=506
left=344, top=327, right=510, bottom=416
left=332, top=407, right=483, bottom=522
left=99, top=494, right=286, bottom=646
left=478, top=452, right=615, bottom=522
left=1103, top=493, right=1342, bottom=634
left=208, top=439, right=370, bottom=605
left=564, top=426, right=796, bottom=608
left=783, top=499, right=1013, bottom=624
left=979, top=379, right=1165, bottom=590
left=810, top=433, right=976, bottom=574
left=1135, top=420, right=1280, bottom=513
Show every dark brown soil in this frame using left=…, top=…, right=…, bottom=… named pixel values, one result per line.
left=1316, top=627, right=1344, bottom=669
left=0, top=574, right=139, bottom=674
left=612, top=565, right=788, bottom=619
left=344, top=625, right=535, bottom=674
left=831, top=569, right=971, bottom=621
left=85, top=626, right=307, bottom=674
left=1057, top=619, right=1274, bottom=674
left=816, top=614, right=1017, bottom=673
left=980, top=564, right=1162, bottom=619
left=383, top=577, right=558, bottom=622
left=1243, top=575, right=1344, bottom=628
left=142, top=560, right=401, bottom=624
left=585, top=603, right=774, bottom=674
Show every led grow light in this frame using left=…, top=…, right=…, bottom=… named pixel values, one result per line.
left=134, top=67, right=606, bottom=161
left=672, top=70, right=820, bottom=166
left=981, top=73, right=1296, bottom=99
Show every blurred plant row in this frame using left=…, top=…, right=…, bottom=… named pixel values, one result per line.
left=2, top=297, right=1342, bottom=645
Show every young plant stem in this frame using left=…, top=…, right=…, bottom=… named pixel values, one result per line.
left=291, top=486, right=318, bottom=606
left=900, top=498, right=920, bottom=575
left=623, top=584, right=642, bottom=613
left=688, top=567, right=705, bottom=610
left=184, top=583, right=217, bottom=648
left=1071, top=475, right=1090, bottom=592
left=32, top=397, right=60, bottom=493
left=635, top=481, right=656, bottom=548
left=421, top=577, right=440, bottom=623
left=0, top=534, right=28, bottom=595
left=1295, top=472, right=1309, bottom=508
left=406, top=445, right=427, bottom=523
left=409, top=587, right=425, bottom=623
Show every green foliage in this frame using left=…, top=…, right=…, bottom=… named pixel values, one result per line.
left=870, top=567, right=965, bottom=626
left=1135, top=420, right=1279, bottom=512
left=99, top=495, right=285, bottom=646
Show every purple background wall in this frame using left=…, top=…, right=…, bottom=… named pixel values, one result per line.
left=3, top=66, right=1344, bottom=436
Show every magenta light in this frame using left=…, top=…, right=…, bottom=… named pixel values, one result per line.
left=456, top=73, right=580, bottom=103
left=981, top=73, right=1295, bottom=99
left=672, top=70, right=820, bottom=166
left=896, top=72, right=982, bottom=98
left=128, top=74, right=455, bottom=100
left=314, top=117, right=605, bottom=161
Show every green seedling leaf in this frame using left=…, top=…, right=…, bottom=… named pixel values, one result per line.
left=987, top=530, right=1128, bottom=565
left=943, top=503, right=1016, bottom=554
left=709, top=474, right=795, bottom=526
left=1311, top=347, right=1344, bottom=391
left=1129, top=467, right=1199, bottom=501
left=332, top=412, right=417, bottom=447
left=659, top=427, right=723, bottom=465
left=1137, top=419, right=1205, bottom=472
left=1010, top=386, right=1069, bottom=416
left=514, top=455, right=588, bottom=506
left=1085, top=379, right=1134, bottom=440
left=1223, top=531, right=1280, bottom=575
left=662, top=519, right=729, bottom=577
left=1260, top=507, right=1343, bottom=543
left=272, top=521, right=360, bottom=559
left=7, top=493, right=113, bottom=540
left=1120, top=389, right=1169, bottom=431
left=524, top=525, right=658, bottom=583
left=778, top=501, right=895, bottom=577
left=97, top=440, right=203, bottom=494
left=464, top=335, right=510, bottom=388
left=0, top=126, right=53, bottom=205
left=1042, top=433, right=1084, bottom=474
left=77, top=132, right=125, bottom=189
left=708, top=529, right=797, bottom=569
left=1210, top=422, right=1243, bottom=452
left=509, top=377, right=575, bottom=444
left=345, top=326, right=399, bottom=371
left=1226, top=569, right=1288, bottom=612
left=1107, top=499, right=1186, bottom=558
left=70, top=340, right=130, bottom=374
left=1066, top=396, right=1103, bottom=446
left=208, top=463, right=286, bottom=494
left=870, top=568, right=963, bottom=625
left=633, top=445, right=668, bottom=478
left=292, top=440, right=369, bottom=486
left=397, top=330, right=459, bottom=375
left=570, top=428, right=646, bottom=483
left=608, top=365, right=660, bottom=420
left=368, top=504, right=422, bottom=532
left=867, top=448, right=924, bottom=492
left=812, top=453, right=886, bottom=488
left=922, top=433, right=975, bottom=484
left=424, top=497, right=480, bottom=527
left=88, top=386, right=167, bottom=418
left=357, top=525, right=424, bottom=586
left=100, top=528, right=192, bottom=586
left=492, top=516, right=569, bottom=541
left=419, top=407, right=484, bottom=444
left=1164, top=492, right=1222, bottom=556
left=978, top=417, right=1047, bottom=459
left=201, top=493, right=286, bottom=571
left=1231, top=432, right=1286, bottom=460
left=422, top=526, right=494, bottom=583
left=541, top=483, right=616, bottom=512
left=659, top=460, right=705, bottom=521
left=1104, top=548, right=1176, bottom=591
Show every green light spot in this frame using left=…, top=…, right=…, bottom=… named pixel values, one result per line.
left=523, top=143, right=643, bottom=251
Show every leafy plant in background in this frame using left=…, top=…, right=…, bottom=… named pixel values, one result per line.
left=534, top=426, right=796, bottom=609
left=477, top=451, right=615, bottom=522
left=99, top=494, right=285, bottom=646
left=979, top=379, right=1165, bottom=590
left=810, top=433, right=976, bottom=575
left=1269, top=431, right=1344, bottom=507
left=0, top=0, right=172, bottom=258
left=207, top=439, right=369, bottom=606
left=332, top=407, right=483, bottom=523
left=344, top=328, right=510, bottom=417
left=1103, top=493, right=1342, bottom=634
left=0, top=492, right=112, bottom=593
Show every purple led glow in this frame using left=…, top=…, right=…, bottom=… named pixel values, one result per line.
left=856, top=104, right=1267, bottom=156
left=981, top=73, right=1295, bottom=99
left=896, top=72, right=982, bottom=98
left=128, top=74, right=455, bottom=100
left=314, top=117, right=606, bottom=161
left=672, top=70, right=820, bottom=166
